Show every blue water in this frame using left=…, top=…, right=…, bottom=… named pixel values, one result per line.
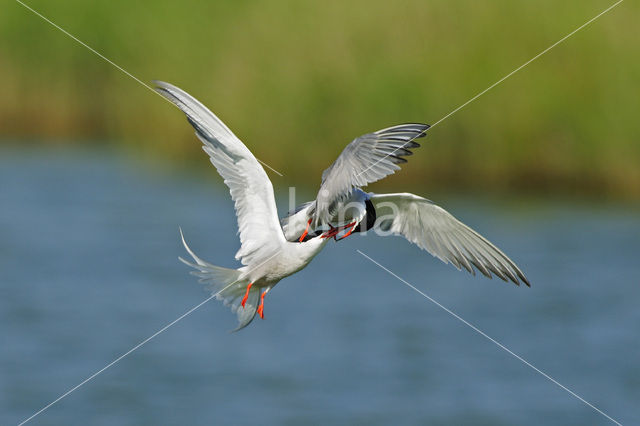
left=1, top=148, right=638, bottom=425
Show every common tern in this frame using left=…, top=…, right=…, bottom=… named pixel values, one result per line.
left=155, top=81, right=528, bottom=331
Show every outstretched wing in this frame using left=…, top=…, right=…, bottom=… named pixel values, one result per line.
left=370, top=193, right=529, bottom=286
left=155, top=81, right=285, bottom=266
left=313, top=124, right=430, bottom=226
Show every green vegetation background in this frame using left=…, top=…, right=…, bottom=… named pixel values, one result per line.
left=1, top=0, right=638, bottom=198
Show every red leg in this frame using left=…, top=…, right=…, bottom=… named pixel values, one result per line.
left=335, top=222, right=357, bottom=241
left=321, top=221, right=357, bottom=240
left=298, top=218, right=313, bottom=242
left=240, top=282, right=253, bottom=308
left=320, top=225, right=336, bottom=239
left=257, top=289, right=269, bottom=319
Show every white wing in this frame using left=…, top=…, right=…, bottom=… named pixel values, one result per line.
left=155, top=81, right=285, bottom=266
left=370, top=193, right=529, bottom=286
left=313, top=124, right=429, bottom=226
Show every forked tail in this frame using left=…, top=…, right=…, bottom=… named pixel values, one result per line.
left=178, top=229, right=259, bottom=331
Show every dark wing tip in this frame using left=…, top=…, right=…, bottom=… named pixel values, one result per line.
left=508, top=271, right=530, bottom=287
left=413, top=124, right=430, bottom=139
left=389, top=155, right=408, bottom=164
left=152, top=81, right=179, bottom=104
left=377, top=123, right=430, bottom=134
left=398, top=123, right=430, bottom=136
left=152, top=80, right=170, bottom=94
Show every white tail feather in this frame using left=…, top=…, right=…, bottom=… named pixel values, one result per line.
left=179, top=228, right=258, bottom=331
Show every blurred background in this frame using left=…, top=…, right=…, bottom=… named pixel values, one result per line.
left=1, top=1, right=638, bottom=425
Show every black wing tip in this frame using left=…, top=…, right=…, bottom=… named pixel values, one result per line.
left=413, top=124, right=430, bottom=139
left=152, top=79, right=169, bottom=93
left=507, top=274, right=531, bottom=287
left=399, top=123, right=430, bottom=140
left=511, top=267, right=530, bottom=287
left=389, top=155, right=408, bottom=164
left=480, top=268, right=529, bottom=287
left=152, top=81, right=178, bottom=103
left=396, top=122, right=430, bottom=129
left=379, top=123, right=430, bottom=134
left=402, top=122, right=430, bottom=132
left=152, top=81, right=186, bottom=103
left=408, top=122, right=430, bottom=130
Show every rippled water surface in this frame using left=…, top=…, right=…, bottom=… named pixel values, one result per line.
left=1, top=149, right=639, bottom=425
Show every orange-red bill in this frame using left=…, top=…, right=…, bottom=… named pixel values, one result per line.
left=298, top=218, right=313, bottom=242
